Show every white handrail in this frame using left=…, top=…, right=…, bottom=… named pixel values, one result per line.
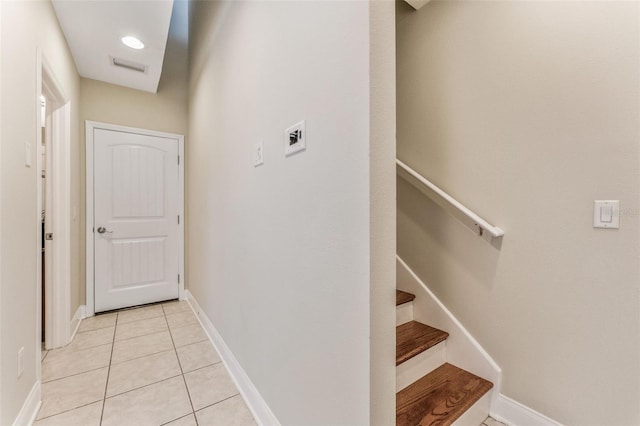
left=396, top=159, right=504, bottom=238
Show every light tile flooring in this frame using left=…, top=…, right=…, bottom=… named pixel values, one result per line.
left=483, top=417, right=507, bottom=426
left=36, top=301, right=256, bottom=426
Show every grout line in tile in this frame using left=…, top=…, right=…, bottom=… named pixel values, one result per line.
left=159, top=412, right=194, bottom=426
left=118, top=305, right=164, bottom=318
left=164, top=309, right=198, bottom=424
left=44, top=342, right=113, bottom=360
left=161, top=303, right=183, bottom=316
left=114, top=329, right=170, bottom=341
left=76, top=319, right=117, bottom=334
left=114, top=311, right=164, bottom=325
left=99, top=312, right=118, bottom=425
left=193, top=393, right=240, bottom=414
left=181, top=360, right=227, bottom=374
left=62, top=338, right=114, bottom=353
left=112, top=302, right=165, bottom=314
left=168, top=321, right=206, bottom=333
left=76, top=326, right=112, bottom=334
left=105, top=373, right=183, bottom=400
left=169, top=322, right=209, bottom=340
left=182, top=359, right=223, bottom=375
left=34, top=399, right=104, bottom=422
left=177, top=339, right=212, bottom=350
left=113, top=327, right=170, bottom=343
left=41, top=365, right=111, bottom=384
left=115, top=317, right=166, bottom=327
left=175, top=339, right=209, bottom=350
left=109, top=343, right=175, bottom=367
left=111, top=328, right=167, bottom=344
left=109, top=347, right=175, bottom=366
left=165, top=309, right=195, bottom=318
left=41, top=350, right=49, bottom=362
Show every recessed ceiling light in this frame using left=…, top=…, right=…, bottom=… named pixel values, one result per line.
left=121, top=36, right=144, bottom=50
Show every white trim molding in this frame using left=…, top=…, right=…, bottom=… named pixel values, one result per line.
left=491, top=394, right=564, bottom=426
left=69, top=305, right=86, bottom=343
left=186, top=290, right=280, bottom=426
left=37, top=49, right=72, bottom=350
left=11, top=381, right=41, bottom=426
left=85, top=121, right=185, bottom=316
left=0, top=0, right=3, bottom=420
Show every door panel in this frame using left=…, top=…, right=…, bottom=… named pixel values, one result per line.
left=94, top=129, right=179, bottom=312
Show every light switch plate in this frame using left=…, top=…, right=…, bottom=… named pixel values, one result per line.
left=254, top=140, right=264, bottom=167
left=593, top=200, right=619, bottom=229
left=284, top=120, right=306, bottom=156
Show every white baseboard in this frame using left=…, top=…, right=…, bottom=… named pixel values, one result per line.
left=69, top=305, right=86, bottom=343
left=185, top=290, right=280, bottom=426
left=12, top=381, right=41, bottom=426
left=491, top=394, right=563, bottom=426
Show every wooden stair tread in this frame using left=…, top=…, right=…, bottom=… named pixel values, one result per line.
left=396, top=321, right=448, bottom=366
left=396, top=363, right=493, bottom=426
left=396, top=290, right=415, bottom=306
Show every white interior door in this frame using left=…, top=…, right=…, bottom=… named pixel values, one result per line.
left=93, top=128, right=180, bottom=313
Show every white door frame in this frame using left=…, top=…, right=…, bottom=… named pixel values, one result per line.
left=36, top=50, right=72, bottom=351
left=85, top=121, right=185, bottom=316
left=0, top=2, right=3, bottom=418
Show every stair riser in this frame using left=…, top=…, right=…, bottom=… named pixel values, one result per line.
left=396, top=341, right=446, bottom=392
left=452, top=391, right=491, bottom=426
left=396, top=302, right=413, bottom=326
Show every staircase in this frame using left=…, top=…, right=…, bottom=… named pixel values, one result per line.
left=396, top=290, right=493, bottom=426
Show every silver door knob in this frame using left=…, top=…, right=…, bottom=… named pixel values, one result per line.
left=97, top=226, right=112, bottom=234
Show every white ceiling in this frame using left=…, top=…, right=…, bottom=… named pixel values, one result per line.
left=52, top=0, right=175, bottom=93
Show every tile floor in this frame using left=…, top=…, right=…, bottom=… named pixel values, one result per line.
left=36, top=301, right=256, bottom=426
left=483, top=417, right=507, bottom=426
left=37, top=300, right=508, bottom=426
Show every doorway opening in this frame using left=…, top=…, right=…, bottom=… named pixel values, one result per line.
left=40, top=94, right=48, bottom=347
left=85, top=121, right=185, bottom=316
left=36, top=52, right=73, bottom=355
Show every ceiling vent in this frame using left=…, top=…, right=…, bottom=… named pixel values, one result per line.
left=110, top=57, right=147, bottom=73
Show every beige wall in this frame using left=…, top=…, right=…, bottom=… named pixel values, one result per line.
left=80, top=77, right=187, bottom=137
left=188, top=1, right=394, bottom=424
left=0, top=1, right=81, bottom=423
left=397, top=1, right=640, bottom=424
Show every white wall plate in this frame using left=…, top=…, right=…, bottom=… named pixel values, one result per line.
left=593, top=200, right=620, bottom=229
left=284, top=120, right=306, bottom=156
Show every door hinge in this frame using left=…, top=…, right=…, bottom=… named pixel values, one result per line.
left=178, top=274, right=181, bottom=284
left=178, top=215, right=180, bottom=224
left=178, top=155, right=180, bottom=165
